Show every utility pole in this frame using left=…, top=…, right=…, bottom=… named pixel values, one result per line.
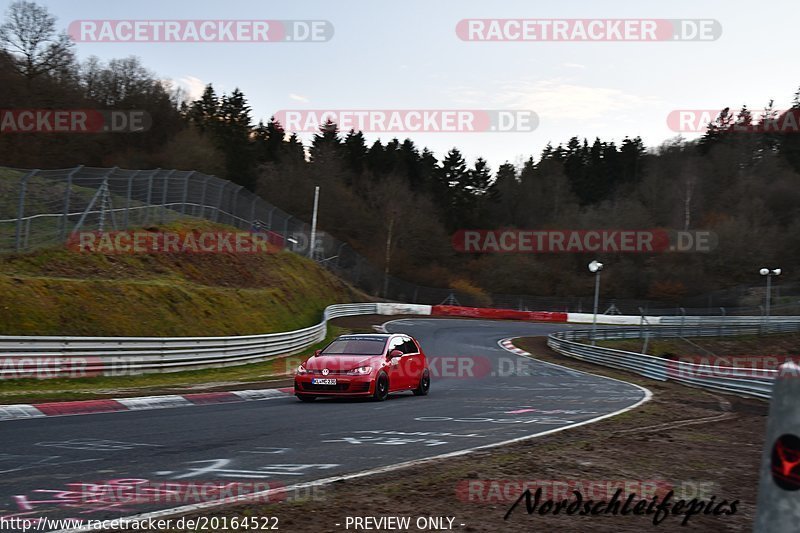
left=309, top=186, right=320, bottom=259
left=383, top=216, right=394, bottom=298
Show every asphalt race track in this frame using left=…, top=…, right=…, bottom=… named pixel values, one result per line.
left=0, top=318, right=648, bottom=531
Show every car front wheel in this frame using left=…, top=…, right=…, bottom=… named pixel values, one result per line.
left=372, top=372, right=389, bottom=401
left=413, top=369, right=430, bottom=396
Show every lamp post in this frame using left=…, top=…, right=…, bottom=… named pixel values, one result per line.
left=589, top=260, right=604, bottom=345
left=760, top=267, right=782, bottom=321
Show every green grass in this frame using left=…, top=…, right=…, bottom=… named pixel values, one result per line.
left=0, top=218, right=372, bottom=401
left=0, top=220, right=362, bottom=336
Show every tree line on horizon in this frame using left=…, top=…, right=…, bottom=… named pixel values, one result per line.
left=2, top=0, right=800, bottom=304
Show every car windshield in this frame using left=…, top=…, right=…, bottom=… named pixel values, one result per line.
left=320, top=338, right=387, bottom=355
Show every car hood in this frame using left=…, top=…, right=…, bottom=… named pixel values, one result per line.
left=303, top=355, right=378, bottom=371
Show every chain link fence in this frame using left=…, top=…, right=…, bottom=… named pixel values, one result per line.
left=1, top=165, right=798, bottom=315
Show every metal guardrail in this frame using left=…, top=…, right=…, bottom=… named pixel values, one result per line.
left=0, top=303, right=379, bottom=377
left=547, top=321, right=800, bottom=399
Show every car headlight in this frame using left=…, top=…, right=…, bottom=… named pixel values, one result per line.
left=347, top=366, right=372, bottom=375
left=296, top=365, right=308, bottom=375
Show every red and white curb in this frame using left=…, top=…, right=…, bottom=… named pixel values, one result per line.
left=0, top=387, right=293, bottom=422
left=499, top=338, right=532, bottom=357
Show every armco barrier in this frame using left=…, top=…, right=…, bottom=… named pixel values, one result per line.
left=546, top=322, right=800, bottom=399
left=0, top=303, right=377, bottom=378
left=2, top=301, right=796, bottom=381
left=0, top=302, right=573, bottom=379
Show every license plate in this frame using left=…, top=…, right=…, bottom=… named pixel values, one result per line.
left=312, top=378, right=337, bottom=385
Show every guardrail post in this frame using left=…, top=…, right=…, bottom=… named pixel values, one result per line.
left=719, top=307, right=726, bottom=337
left=755, top=362, right=800, bottom=531
left=15, top=170, right=38, bottom=252
left=60, top=166, right=81, bottom=241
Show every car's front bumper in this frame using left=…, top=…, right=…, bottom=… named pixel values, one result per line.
left=294, top=375, right=374, bottom=396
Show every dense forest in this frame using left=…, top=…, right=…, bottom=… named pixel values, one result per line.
left=2, top=1, right=800, bottom=302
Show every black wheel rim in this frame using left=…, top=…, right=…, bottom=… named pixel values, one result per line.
left=422, top=375, right=430, bottom=390
left=378, top=377, right=388, bottom=397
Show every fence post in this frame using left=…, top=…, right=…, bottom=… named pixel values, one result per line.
left=719, top=307, right=726, bottom=338
left=70, top=167, right=117, bottom=237
left=160, top=169, right=176, bottom=223
left=144, top=168, right=159, bottom=225
left=198, top=175, right=211, bottom=218
left=181, top=171, right=194, bottom=215
left=123, top=170, right=139, bottom=229
left=283, top=215, right=292, bottom=246
left=60, top=166, right=82, bottom=241
left=214, top=181, right=227, bottom=223
left=249, top=196, right=257, bottom=228
left=755, top=361, right=800, bottom=531
left=15, top=170, right=38, bottom=252
left=232, top=185, right=244, bottom=228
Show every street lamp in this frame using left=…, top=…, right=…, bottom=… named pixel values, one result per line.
left=760, top=267, right=782, bottom=320
left=589, top=260, right=604, bottom=345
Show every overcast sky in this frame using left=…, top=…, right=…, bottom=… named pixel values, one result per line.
left=8, top=0, right=798, bottom=167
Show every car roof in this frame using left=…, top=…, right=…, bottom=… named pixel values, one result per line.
left=336, top=333, right=410, bottom=339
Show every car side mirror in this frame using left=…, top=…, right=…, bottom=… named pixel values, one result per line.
left=314, top=349, right=321, bottom=356
left=389, top=349, right=403, bottom=359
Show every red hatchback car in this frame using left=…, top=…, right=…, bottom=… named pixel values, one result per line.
left=294, top=334, right=430, bottom=402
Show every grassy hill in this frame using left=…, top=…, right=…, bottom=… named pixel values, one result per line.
left=0, top=219, right=362, bottom=336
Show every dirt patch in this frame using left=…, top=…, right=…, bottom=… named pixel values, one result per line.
left=599, top=332, right=800, bottom=359
left=143, top=336, right=767, bottom=533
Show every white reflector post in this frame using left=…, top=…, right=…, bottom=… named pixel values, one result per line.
left=755, top=361, right=800, bottom=531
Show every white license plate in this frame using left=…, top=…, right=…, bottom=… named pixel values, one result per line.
left=312, top=378, right=337, bottom=385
